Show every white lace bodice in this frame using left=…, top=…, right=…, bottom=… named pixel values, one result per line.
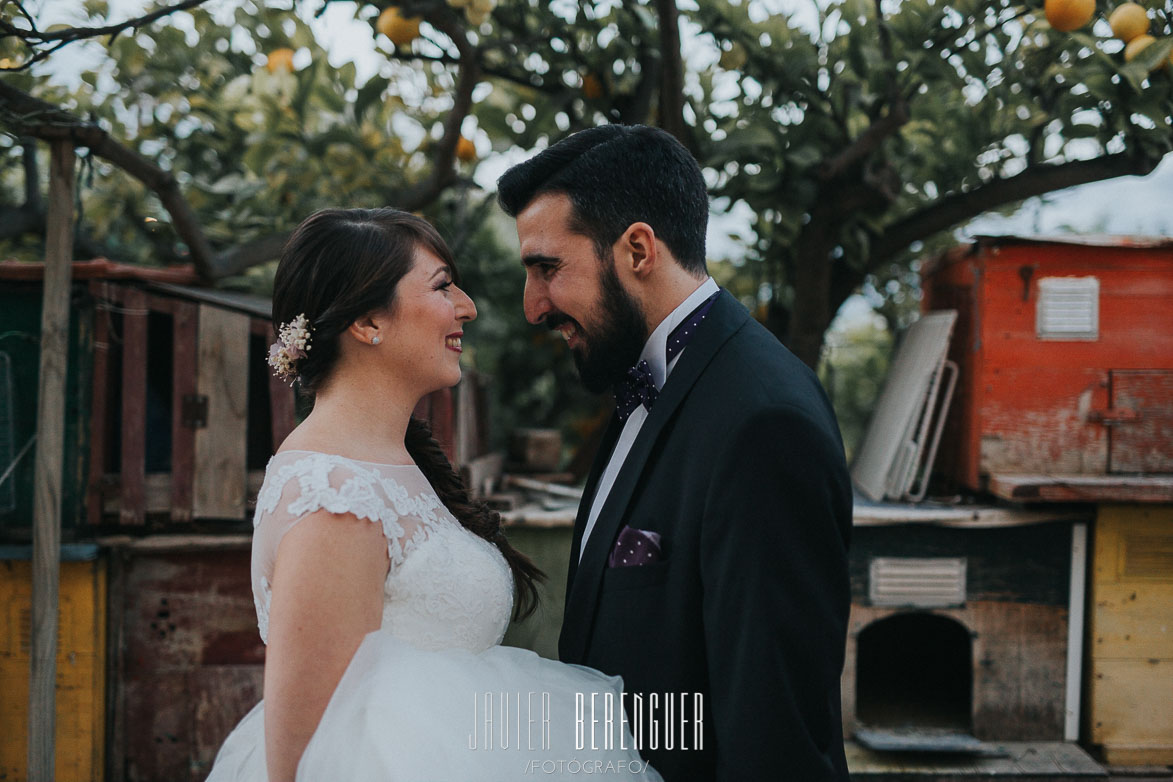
left=250, top=451, right=514, bottom=653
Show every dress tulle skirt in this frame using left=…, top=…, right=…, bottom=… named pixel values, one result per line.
left=207, top=632, right=662, bottom=781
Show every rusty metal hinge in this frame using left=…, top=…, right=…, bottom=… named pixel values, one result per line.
left=181, top=394, right=208, bottom=429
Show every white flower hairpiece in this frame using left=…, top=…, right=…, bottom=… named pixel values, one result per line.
left=267, top=313, right=313, bottom=384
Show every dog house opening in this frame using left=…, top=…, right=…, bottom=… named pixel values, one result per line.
left=856, top=612, right=972, bottom=733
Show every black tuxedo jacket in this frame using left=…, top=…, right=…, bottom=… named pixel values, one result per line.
left=559, top=290, right=853, bottom=781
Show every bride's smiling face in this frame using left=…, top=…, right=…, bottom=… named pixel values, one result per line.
left=376, top=244, right=477, bottom=392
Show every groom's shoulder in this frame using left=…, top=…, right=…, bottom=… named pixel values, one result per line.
left=693, top=314, right=840, bottom=437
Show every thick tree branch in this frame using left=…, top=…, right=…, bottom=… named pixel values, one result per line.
left=0, top=81, right=220, bottom=278
left=870, top=152, right=1161, bottom=266
left=819, top=105, right=909, bottom=181
left=654, top=0, right=690, bottom=149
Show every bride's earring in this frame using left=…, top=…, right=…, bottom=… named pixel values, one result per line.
left=372, top=336, right=381, bottom=345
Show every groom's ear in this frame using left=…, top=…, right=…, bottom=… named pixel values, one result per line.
left=617, top=222, right=658, bottom=279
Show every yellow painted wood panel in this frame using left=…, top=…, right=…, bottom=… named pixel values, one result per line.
left=193, top=305, right=250, bottom=520
left=1088, top=659, right=1173, bottom=748
left=0, top=559, right=106, bottom=782
left=1089, top=504, right=1173, bottom=766
left=1091, top=582, right=1173, bottom=659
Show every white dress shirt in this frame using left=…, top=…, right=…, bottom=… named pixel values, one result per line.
left=578, top=277, right=720, bottom=562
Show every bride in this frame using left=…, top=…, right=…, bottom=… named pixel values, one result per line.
left=207, top=208, right=660, bottom=781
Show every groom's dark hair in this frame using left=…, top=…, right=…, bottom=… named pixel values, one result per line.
left=497, top=124, right=709, bottom=276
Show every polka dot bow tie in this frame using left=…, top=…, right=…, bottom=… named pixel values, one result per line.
left=612, top=290, right=721, bottom=423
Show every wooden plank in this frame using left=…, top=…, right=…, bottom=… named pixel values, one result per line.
left=103, top=470, right=265, bottom=516
left=1091, top=582, right=1173, bottom=659
left=94, top=534, right=252, bottom=552
left=86, top=283, right=111, bottom=526
left=989, top=473, right=1173, bottom=504
left=192, top=305, right=250, bottom=520
left=1091, top=660, right=1173, bottom=750
left=105, top=550, right=127, bottom=782
left=852, top=501, right=1092, bottom=528
left=119, top=288, right=149, bottom=526
left=169, top=302, right=198, bottom=523
left=29, top=138, right=74, bottom=782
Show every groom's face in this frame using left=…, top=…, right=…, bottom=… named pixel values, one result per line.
left=517, top=193, right=648, bottom=393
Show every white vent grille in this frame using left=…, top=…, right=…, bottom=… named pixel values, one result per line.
left=1036, top=277, right=1099, bottom=340
left=869, top=557, right=967, bottom=607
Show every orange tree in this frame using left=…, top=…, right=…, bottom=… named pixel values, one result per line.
left=3, top=0, right=1171, bottom=374
left=317, top=0, right=1171, bottom=366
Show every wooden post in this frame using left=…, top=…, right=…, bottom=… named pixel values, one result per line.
left=169, top=301, right=198, bottom=523
left=29, top=139, right=75, bottom=781
left=119, top=287, right=148, bottom=525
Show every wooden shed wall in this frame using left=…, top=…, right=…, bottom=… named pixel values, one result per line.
left=924, top=242, right=1173, bottom=491
left=1086, top=504, right=1173, bottom=765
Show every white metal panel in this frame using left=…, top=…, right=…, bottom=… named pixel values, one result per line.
left=851, top=311, right=957, bottom=501
left=1065, top=523, right=1088, bottom=742
left=869, top=557, right=967, bottom=607
left=1036, top=276, right=1099, bottom=340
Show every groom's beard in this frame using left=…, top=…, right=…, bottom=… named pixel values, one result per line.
left=549, top=260, right=647, bottom=394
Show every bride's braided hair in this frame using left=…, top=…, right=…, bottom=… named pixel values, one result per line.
left=273, top=207, right=544, bottom=620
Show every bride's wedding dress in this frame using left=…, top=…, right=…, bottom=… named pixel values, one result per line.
left=207, top=450, right=660, bottom=781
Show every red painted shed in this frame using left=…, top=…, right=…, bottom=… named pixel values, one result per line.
left=921, top=235, right=1173, bottom=499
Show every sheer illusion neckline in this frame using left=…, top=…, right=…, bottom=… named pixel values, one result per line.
left=273, top=449, right=417, bottom=468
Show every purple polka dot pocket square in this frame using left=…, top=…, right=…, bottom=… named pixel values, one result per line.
left=607, top=525, right=663, bottom=568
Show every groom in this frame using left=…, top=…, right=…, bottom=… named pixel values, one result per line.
left=498, top=125, right=852, bottom=781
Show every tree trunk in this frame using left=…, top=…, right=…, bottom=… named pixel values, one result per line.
left=787, top=209, right=838, bottom=369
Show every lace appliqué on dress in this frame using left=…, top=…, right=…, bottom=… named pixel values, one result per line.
left=251, top=452, right=513, bottom=651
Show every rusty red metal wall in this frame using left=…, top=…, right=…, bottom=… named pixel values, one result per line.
left=109, top=545, right=263, bottom=782
left=924, top=239, right=1173, bottom=491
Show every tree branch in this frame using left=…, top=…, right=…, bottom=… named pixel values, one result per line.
left=653, top=0, right=690, bottom=149
left=0, top=81, right=219, bottom=279
left=819, top=0, right=908, bottom=182
left=870, top=152, right=1161, bottom=266
left=395, top=14, right=480, bottom=212
left=0, top=0, right=213, bottom=71
left=819, top=105, right=909, bottom=181
left=21, top=137, right=39, bottom=211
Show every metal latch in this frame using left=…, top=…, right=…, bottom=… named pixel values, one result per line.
left=181, top=394, right=208, bottom=429
left=1088, top=408, right=1139, bottom=425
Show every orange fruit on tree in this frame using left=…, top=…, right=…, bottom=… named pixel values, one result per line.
left=1044, top=0, right=1095, bottom=32
left=265, top=48, right=295, bottom=73
left=1109, top=3, right=1150, bottom=42
left=582, top=74, right=604, bottom=99
left=1123, top=33, right=1156, bottom=62
left=377, top=7, right=421, bottom=46
left=719, top=42, right=748, bottom=70
left=456, top=136, right=477, bottom=162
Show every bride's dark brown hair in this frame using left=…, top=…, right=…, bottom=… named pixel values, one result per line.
left=272, top=207, right=543, bottom=619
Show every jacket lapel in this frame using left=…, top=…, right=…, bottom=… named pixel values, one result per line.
left=560, top=290, right=750, bottom=662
